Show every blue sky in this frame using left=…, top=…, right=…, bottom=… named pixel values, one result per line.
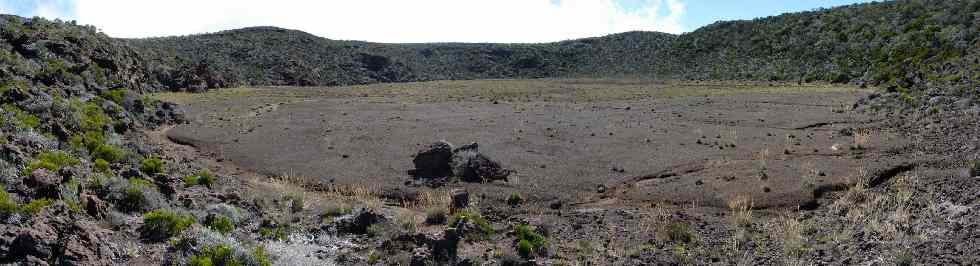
left=0, top=0, right=876, bottom=42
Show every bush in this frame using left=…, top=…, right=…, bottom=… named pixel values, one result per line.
left=184, top=170, right=215, bottom=188
left=0, top=186, right=18, bottom=217
left=120, top=178, right=156, bottom=212
left=91, top=144, right=125, bottom=163
left=517, top=239, right=533, bottom=258
left=140, top=209, right=195, bottom=241
left=24, top=150, right=79, bottom=174
left=514, top=224, right=547, bottom=258
left=1, top=104, right=40, bottom=129
left=205, top=214, right=235, bottom=235
left=662, top=222, right=696, bottom=244
left=102, top=88, right=127, bottom=104
left=93, top=158, right=110, bottom=173
left=188, top=244, right=238, bottom=266
left=507, top=192, right=524, bottom=205
left=20, top=198, right=53, bottom=216
left=140, top=157, right=165, bottom=175
left=448, top=209, right=493, bottom=239
left=258, top=225, right=288, bottom=241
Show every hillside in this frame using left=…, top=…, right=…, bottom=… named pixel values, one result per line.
left=125, top=0, right=980, bottom=100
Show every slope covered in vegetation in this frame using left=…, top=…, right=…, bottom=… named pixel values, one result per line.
left=126, top=0, right=979, bottom=98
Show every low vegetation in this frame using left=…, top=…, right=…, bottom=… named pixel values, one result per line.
left=140, top=209, right=196, bottom=241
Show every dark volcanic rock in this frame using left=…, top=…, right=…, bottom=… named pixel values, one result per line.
left=335, top=208, right=387, bottom=235
left=450, top=143, right=512, bottom=182
left=409, top=141, right=454, bottom=178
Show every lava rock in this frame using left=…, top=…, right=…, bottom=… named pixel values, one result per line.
left=450, top=143, right=512, bottom=182
left=336, top=208, right=387, bottom=235
left=409, top=141, right=455, bottom=178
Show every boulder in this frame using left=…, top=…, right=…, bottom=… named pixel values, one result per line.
left=28, top=169, right=61, bottom=198
left=10, top=222, right=58, bottom=260
left=335, top=208, right=387, bottom=235
left=409, top=141, right=454, bottom=178
left=450, top=143, right=512, bottom=182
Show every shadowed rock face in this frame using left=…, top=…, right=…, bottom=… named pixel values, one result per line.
left=450, top=143, right=512, bottom=183
left=410, top=141, right=454, bottom=178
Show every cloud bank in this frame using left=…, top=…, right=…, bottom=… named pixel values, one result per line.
left=9, top=0, right=686, bottom=43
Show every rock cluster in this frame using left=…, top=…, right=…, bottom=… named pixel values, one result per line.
left=409, top=141, right=513, bottom=186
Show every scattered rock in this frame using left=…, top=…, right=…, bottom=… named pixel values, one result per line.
left=336, top=208, right=387, bottom=235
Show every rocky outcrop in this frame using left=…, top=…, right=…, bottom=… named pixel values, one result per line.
left=409, top=141, right=512, bottom=186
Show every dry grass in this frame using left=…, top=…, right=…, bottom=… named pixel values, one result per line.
left=853, top=129, right=873, bottom=150
left=728, top=196, right=754, bottom=228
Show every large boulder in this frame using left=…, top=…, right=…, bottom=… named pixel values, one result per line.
left=450, top=143, right=512, bottom=182
left=409, top=141, right=454, bottom=178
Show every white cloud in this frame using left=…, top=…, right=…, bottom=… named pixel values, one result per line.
left=60, top=0, right=685, bottom=43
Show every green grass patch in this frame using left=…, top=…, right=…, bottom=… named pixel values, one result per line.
left=1, top=104, right=40, bottom=129
left=448, top=209, right=493, bottom=239
left=205, top=214, right=235, bottom=235
left=140, top=209, right=195, bottom=241
left=140, top=157, right=165, bottom=175
left=20, top=198, right=53, bottom=216
left=0, top=186, right=18, bottom=217
left=24, top=150, right=79, bottom=175
left=514, top=224, right=547, bottom=258
left=183, top=170, right=215, bottom=188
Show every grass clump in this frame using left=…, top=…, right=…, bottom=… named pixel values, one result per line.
left=424, top=207, right=448, bottom=225
left=101, top=88, right=127, bottom=104
left=24, top=150, right=79, bottom=175
left=187, top=244, right=239, bottom=266
left=448, top=209, right=493, bottom=239
left=1, top=104, right=40, bottom=129
left=93, top=158, right=110, bottom=173
left=661, top=221, right=697, bottom=244
left=258, top=225, right=289, bottom=241
left=140, top=209, right=196, bottom=241
left=205, top=214, right=235, bottom=235
left=20, top=198, right=53, bottom=216
left=0, top=186, right=17, bottom=217
left=140, top=157, right=165, bottom=175
left=184, top=170, right=216, bottom=188
left=514, top=224, right=547, bottom=258
left=507, top=192, right=524, bottom=206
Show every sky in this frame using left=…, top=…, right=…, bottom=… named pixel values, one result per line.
left=0, top=0, right=875, bottom=43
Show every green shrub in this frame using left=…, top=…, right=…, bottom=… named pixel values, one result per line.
left=102, top=88, right=127, bottom=104
left=188, top=244, right=239, bottom=266
left=91, top=144, right=125, bottom=163
left=663, top=222, right=696, bottom=244
left=121, top=178, right=156, bottom=212
left=507, top=192, right=524, bottom=205
left=24, top=150, right=79, bottom=174
left=93, top=158, right=110, bottom=173
left=140, top=157, right=165, bottom=175
left=0, top=186, right=18, bottom=217
left=448, top=209, right=493, bottom=239
left=140, top=209, right=195, bottom=241
left=517, top=239, right=533, bottom=258
left=184, top=170, right=215, bottom=188
left=258, top=225, right=288, bottom=241
left=205, top=214, right=235, bottom=235
left=21, top=198, right=53, bottom=216
left=514, top=224, right=547, bottom=257
left=1, top=104, right=40, bottom=129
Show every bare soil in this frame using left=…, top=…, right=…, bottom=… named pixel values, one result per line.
left=163, top=79, right=899, bottom=210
